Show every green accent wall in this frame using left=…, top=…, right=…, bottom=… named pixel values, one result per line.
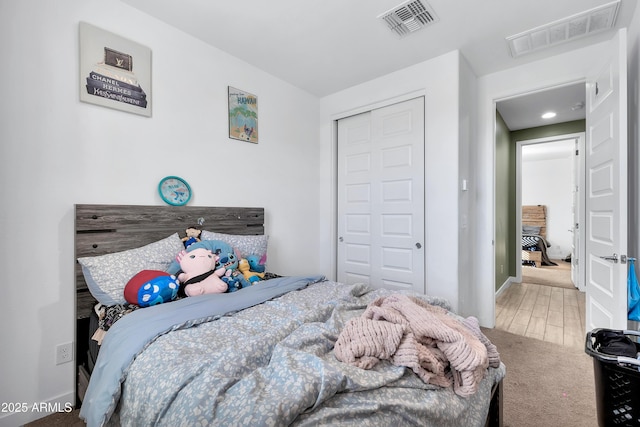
left=494, top=119, right=585, bottom=292
left=510, top=120, right=586, bottom=143
left=494, top=112, right=511, bottom=289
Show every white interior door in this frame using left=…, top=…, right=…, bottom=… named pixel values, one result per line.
left=337, top=97, right=425, bottom=293
left=585, top=29, right=628, bottom=331
left=572, top=135, right=586, bottom=292
left=572, top=139, right=579, bottom=286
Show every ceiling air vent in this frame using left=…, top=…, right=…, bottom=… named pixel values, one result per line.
left=506, top=0, right=620, bottom=57
left=378, top=0, right=439, bottom=38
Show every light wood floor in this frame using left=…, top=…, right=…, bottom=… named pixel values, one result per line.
left=496, top=280, right=586, bottom=350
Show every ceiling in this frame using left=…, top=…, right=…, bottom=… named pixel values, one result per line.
left=496, top=82, right=587, bottom=131
left=120, top=0, right=635, bottom=129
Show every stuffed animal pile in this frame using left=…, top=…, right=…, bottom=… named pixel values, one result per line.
left=168, top=239, right=267, bottom=294
left=124, top=236, right=269, bottom=307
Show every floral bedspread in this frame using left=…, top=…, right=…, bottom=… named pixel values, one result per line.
left=86, top=279, right=505, bottom=427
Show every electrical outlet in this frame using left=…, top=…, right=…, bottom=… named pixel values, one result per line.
left=56, top=343, right=73, bottom=365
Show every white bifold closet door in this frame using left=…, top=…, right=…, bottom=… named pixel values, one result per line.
left=337, top=97, right=425, bottom=294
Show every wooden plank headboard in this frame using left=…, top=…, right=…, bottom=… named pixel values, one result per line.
left=75, top=204, right=264, bottom=319
left=522, top=205, right=546, bottom=238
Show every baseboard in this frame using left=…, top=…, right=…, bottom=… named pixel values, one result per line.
left=495, top=276, right=514, bottom=299
left=0, top=391, right=75, bottom=427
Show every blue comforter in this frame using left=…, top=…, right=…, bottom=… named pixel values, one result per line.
left=80, top=275, right=324, bottom=427
left=80, top=277, right=505, bottom=427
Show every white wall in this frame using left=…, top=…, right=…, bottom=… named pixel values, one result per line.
left=476, top=42, right=612, bottom=327
left=629, top=0, right=640, bottom=286
left=318, top=51, right=465, bottom=312
left=0, top=1, right=322, bottom=425
left=457, top=55, right=478, bottom=317
left=5, top=1, right=640, bottom=424
left=521, top=141, right=575, bottom=259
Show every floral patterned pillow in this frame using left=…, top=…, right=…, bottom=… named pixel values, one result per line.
left=78, top=233, right=184, bottom=306
left=200, top=231, right=268, bottom=261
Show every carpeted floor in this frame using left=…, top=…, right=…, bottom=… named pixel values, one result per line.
left=522, top=258, right=575, bottom=289
left=24, top=409, right=84, bottom=426
left=482, top=327, right=598, bottom=427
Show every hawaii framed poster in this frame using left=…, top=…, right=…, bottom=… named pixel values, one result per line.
left=228, top=86, right=258, bottom=143
left=79, top=22, right=152, bottom=117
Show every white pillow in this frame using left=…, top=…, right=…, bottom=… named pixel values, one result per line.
left=78, top=233, right=184, bottom=306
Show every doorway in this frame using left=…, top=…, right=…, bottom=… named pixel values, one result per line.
left=479, top=29, right=630, bottom=334
left=493, top=83, right=588, bottom=348
left=497, top=133, right=588, bottom=349
left=516, top=135, right=585, bottom=292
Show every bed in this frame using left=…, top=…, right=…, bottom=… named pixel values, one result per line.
left=75, top=204, right=505, bottom=427
left=521, top=205, right=556, bottom=267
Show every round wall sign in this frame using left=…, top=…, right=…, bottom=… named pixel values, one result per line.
left=158, top=176, right=192, bottom=206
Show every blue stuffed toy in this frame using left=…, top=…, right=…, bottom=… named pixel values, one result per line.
left=216, top=244, right=250, bottom=292
left=246, top=254, right=266, bottom=273
left=124, top=270, right=180, bottom=307
left=138, top=275, right=180, bottom=307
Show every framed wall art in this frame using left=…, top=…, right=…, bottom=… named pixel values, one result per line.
left=228, top=86, right=258, bottom=143
left=79, top=22, right=152, bottom=117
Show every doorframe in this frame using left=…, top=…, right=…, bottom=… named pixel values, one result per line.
left=491, top=79, right=587, bottom=325
left=515, top=133, right=586, bottom=291
left=329, top=89, right=427, bottom=281
left=477, top=41, right=613, bottom=328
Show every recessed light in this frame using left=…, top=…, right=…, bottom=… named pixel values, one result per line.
left=542, top=112, right=557, bottom=119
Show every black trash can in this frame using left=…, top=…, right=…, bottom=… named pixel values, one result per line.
left=585, top=329, right=640, bottom=427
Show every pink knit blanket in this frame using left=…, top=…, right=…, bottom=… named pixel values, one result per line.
left=334, top=294, right=501, bottom=397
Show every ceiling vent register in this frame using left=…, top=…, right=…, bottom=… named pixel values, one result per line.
left=378, top=0, right=439, bottom=38
left=506, top=0, right=620, bottom=57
